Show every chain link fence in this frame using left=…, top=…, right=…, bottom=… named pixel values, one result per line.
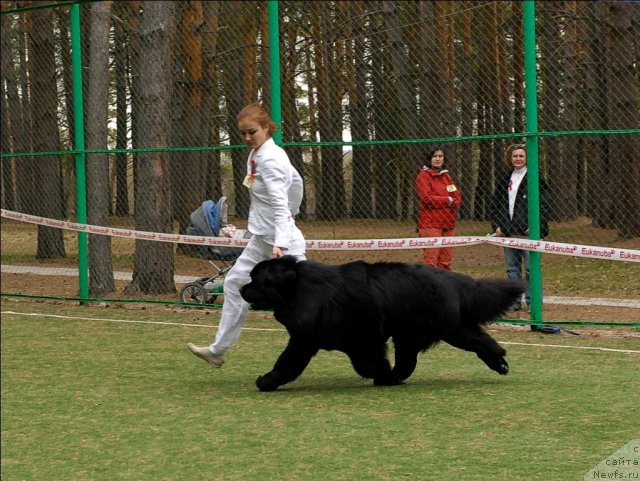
left=1, top=1, right=639, bottom=325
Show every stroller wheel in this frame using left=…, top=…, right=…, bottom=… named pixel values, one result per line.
left=179, top=282, right=209, bottom=305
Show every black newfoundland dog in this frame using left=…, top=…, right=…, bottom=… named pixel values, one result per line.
left=240, top=255, right=525, bottom=391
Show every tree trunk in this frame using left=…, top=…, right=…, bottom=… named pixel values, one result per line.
left=494, top=3, right=508, bottom=139
left=382, top=0, right=420, bottom=220
left=305, top=37, right=320, bottom=219
left=418, top=1, right=448, bottom=139
left=0, top=61, right=12, bottom=210
left=1, top=13, right=17, bottom=210
left=315, top=1, right=344, bottom=220
left=86, top=0, right=115, bottom=295
left=202, top=1, right=222, bottom=203
left=370, top=4, right=395, bottom=219
left=113, top=1, right=129, bottom=217
left=473, top=6, right=498, bottom=221
left=605, top=2, right=640, bottom=237
left=539, top=2, right=563, bottom=221
left=169, top=2, right=188, bottom=224
left=125, top=1, right=176, bottom=295
left=558, top=1, right=579, bottom=220
left=175, top=1, right=206, bottom=241
left=260, top=4, right=271, bottom=108
left=458, top=1, right=476, bottom=220
left=512, top=1, right=525, bottom=134
left=128, top=2, right=142, bottom=216
left=55, top=8, right=77, bottom=216
left=14, top=13, right=35, bottom=214
left=29, top=5, right=65, bottom=259
left=349, top=1, right=372, bottom=219
left=581, top=2, right=611, bottom=228
left=242, top=4, right=259, bottom=106
left=280, top=4, right=305, bottom=216
left=220, top=1, right=254, bottom=219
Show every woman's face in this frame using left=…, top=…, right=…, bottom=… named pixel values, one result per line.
left=430, top=150, right=445, bottom=169
left=511, top=148, right=527, bottom=169
left=238, top=118, right=270, bottom=150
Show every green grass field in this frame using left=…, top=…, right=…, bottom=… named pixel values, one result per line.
left=2, top=299, right=638, bottom=481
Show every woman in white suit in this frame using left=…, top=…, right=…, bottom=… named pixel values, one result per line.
left=188, top=104, right=306, bottom=367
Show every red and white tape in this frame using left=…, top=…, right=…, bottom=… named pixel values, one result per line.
left=2, top=209, right=639, bottom=262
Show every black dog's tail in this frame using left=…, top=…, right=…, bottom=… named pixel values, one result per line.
left=467, top=278, right=527, bottom=325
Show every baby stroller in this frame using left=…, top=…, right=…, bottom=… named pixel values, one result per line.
left=179, top=196, right=249, bottom=305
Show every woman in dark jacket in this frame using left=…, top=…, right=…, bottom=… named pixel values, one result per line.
left=490, top=144, right=549, bottom=311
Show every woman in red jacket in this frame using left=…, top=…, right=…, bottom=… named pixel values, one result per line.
left=415, top=147, right=462, bottom=270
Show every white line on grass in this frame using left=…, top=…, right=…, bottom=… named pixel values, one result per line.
left=500, top=341, right=639, bottom=354
left=0, top=310, right=283, bottom=331
left=3, top=310, right=639, bottom=354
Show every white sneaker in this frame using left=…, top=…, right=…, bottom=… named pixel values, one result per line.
left=187, top=343, right=225, bottom=368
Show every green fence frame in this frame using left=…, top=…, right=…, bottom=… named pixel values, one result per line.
left=71, top=3, right=89, bottom=302
left=523, top=1, right=542, bottom=325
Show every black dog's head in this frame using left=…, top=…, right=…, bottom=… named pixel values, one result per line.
left=240, top=255, right=299, bottom=310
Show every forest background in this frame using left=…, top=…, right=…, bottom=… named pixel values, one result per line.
left=1, top=1, right=638, bottom=307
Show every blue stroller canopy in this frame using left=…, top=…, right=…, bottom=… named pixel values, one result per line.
left=189, top=197, right=228, bottom=238
left=202, top=198, right=224, bottom=237
left=186, top=196, right=245, bottom=261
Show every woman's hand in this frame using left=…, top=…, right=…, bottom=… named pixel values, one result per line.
left=495, top=227, right=504, bottom=237
left=273, top=246, right=284, bottom=258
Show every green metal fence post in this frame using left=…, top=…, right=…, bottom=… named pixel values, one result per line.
left=70, top=4, right=88, bottom=302
left=268, top=0, right=282, bottom=144
left=523, top=1, right=543, bottom=325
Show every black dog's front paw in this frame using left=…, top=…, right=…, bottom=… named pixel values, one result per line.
left=491, top=357, right=509, bottom=375
left=256, top=373, right=280, bottom=392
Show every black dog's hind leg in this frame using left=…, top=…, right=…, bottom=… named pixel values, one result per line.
left=444, top=327, right=509, bottom=375
left=256, top=338, right=319, bottom=391
left=390, top=339, right=421, bottom=383
left=346, top=344, right=398, bottom=386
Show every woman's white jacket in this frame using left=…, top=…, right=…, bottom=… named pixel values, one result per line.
left=246, top=138, right=304, bottom=248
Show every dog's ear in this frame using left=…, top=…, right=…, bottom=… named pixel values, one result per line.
left=267, top=259, right=297, bottom=286
left=274, top=255, right=299, bottom=284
